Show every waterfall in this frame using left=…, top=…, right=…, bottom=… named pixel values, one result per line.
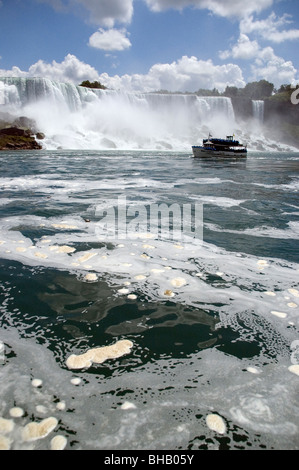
left=0, top=77, right=99, bottom=111
left=252, top=100, right=264, bottom=125
left=0, top=77, right=236, bottom=150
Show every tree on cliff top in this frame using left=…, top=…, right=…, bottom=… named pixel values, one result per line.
left=79, top=80, right=107, bottom=90
left=243, top=80, right=274, bottom=99
left=223, top=80, right=274, bottom=100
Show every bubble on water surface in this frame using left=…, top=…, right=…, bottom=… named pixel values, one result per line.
left=84, top=273, right=98, bottom=282
left=32, top=379, right=43, bottom=388
left=0, top=418, right=14, bottom=434
left=9, top=407, right=24, bottom=418
left=0, top=435, right=11, bottom=450
left=288, top=288, right=299, bottom=297
left=271, top=311, right=287, bottom=319
left=170, top=277, right=187, bottom=287
left=206, top=414, right=227, bottom=434
left=50, top=435, right=67, bottom=450
left=120, top=402, right=137, bottom=410
left=22, top=417, right=58, bottom=442
left=34, top=252, right=48, bottom=259
left=288, top=365, right=299, bottom=376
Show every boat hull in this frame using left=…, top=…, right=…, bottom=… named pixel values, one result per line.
left=192, top=146, right=247, bottom=158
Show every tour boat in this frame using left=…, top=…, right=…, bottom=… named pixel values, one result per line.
left=192, top=134, right=247, bottom=158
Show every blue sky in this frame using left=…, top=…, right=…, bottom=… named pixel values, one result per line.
left=0, top=0, right=299, bottom=92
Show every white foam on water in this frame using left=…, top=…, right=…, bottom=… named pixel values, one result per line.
left=0, top=328, right=298, bottom=450
left=0, top=212, right=298, bottom=318
left=253, top=177, right=299, bottom=192
left=206, top=414, right=227, bottom=434
left=205, top=221, right=299, bottom=240
left=192, top=195, right=247, bottom=208
left=0, top=144, right=298, bottom=449
left=50, top=435, right=68, bottom=450
left=65, top=340, right=134, bottom=370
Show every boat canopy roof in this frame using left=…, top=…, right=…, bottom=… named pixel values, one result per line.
left=203, top=136, right=243, bottom=146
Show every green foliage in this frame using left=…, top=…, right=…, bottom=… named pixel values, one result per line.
left=268, top=91, right=291, bottom=102
left=223, top=80, right=274, bottom=100
left=223, top=86, right=239, bottom=97
left=79, top=80, right=107, bottom=90
left=243, top=80, right=274, bottom=99
left=278, top=84, right=294, bottom=94
left=196, top=88, right=220, bottom=96
left=78, top=78, right=296, bottom=102
left=268, top=84, right=296, bottom=102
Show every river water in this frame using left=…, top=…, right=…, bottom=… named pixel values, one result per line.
left=0, top=149, right=298, bottom=450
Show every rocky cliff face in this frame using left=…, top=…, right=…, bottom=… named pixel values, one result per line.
left=264, top=98, right=299, bottom=148
left=0, top=114, right=43, bottom=150
left=230, top=95, right=299, bottom=149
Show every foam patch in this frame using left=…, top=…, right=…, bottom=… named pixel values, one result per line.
left=0, top=417, right=14, bottom=434
left=288, top=365, right=299, bottom=376
left=206, top=414, right=227, bottom=434
left=0, top=435, right=11, bottom=450
left=22, top=417, right=58, bottom=442
left=50, top=435, right=67, bottom=450
left=66, top=340, right=133, bottom=370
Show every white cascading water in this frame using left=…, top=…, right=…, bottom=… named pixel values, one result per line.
left=252, top=100, right=265, bottom=126
left=0, top=77, right=293, bottom=152
left=0, top=77, right=238, bottom=150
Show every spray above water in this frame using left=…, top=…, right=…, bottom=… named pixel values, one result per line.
left=0, top=77, right=285, bottom=151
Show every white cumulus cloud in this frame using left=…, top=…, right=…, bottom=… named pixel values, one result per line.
left=28, top=54, right=100, bottom=83
left=73, top=0, right=134, bottom=27
left=144, top=0, right=274, bottom=18
left=0, top=54, right=245, bottom=93
left=251, top=47, right=298, bottom=85
left=36, top=0, right=134, bottom=27
left=220, top=34, right=298, bottom=86
left=99, top=55, right=245, bottom=92
left=89, top=28, right=131, bottom=51
left=219, top=34, right=260, bottom=60
left=0, top=66, right=28, bottom=78
left=0, top=54, right=100, bottom=85
left=240, top=13, right=299, bottom=43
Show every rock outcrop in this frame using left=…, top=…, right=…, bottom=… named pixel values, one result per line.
left=0, top=115, right=44, bottom=150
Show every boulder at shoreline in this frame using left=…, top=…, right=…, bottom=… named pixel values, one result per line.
left=0, top=115, right=44, bottom=150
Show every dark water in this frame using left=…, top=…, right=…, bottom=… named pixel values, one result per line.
left=0, top=150, right=299, bottom=450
